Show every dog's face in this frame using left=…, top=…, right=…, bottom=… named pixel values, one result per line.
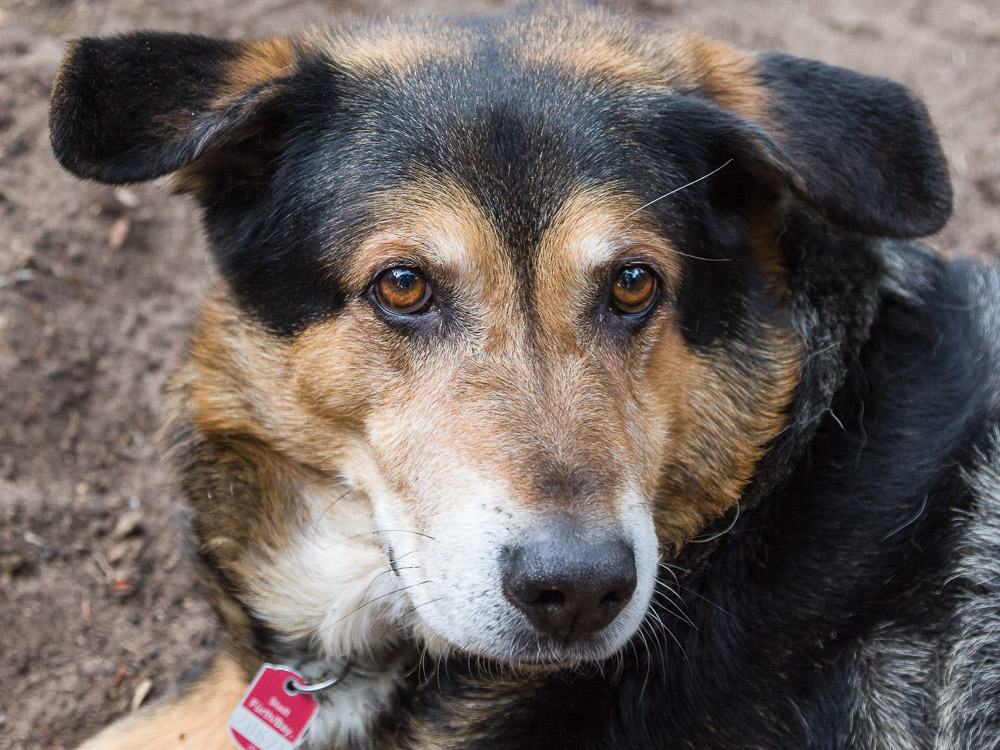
left=272, top=172, right=802, bottom=664
left=50, top=9, right=950, bottom=668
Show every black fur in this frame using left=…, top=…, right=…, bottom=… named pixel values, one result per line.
left=50, top=33, right=257, bottom=183
left=758, top=53, right=953, bottom=238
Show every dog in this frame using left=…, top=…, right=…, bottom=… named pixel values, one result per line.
left=50, top=4, right=1000, bottom=749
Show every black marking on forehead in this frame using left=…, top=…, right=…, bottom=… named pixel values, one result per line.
left=323, top=39, right=670, bottom=322
left=201, top=26, right=755, bottom=341
left=194, top=55, right=352, bottom=337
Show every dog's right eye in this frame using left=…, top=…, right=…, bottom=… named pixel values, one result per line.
left=373, top=267, right=433, bottom=315
left=610, top=265, right=658, bottom=316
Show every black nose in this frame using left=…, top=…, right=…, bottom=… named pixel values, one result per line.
left=501, top=532, right=637, bottom=644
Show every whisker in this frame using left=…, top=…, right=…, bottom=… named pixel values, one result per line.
left=672, top=582, right=741, bottom=622
left=319, top=528, right=436, bottom=553
left=417, top=641, right=431, bottom=685
left=611, top=159, right=735, bottom=265
left=389, top=595, right=445, bottom=635
left=686, top=499, right=740, bottom=544
left=657, top=560, right=692, bottom=575
left=311, top=487, right=355, bottom=533
left=357, top=565, right=422, bottom=610
left=327, top=580, right=432, bottom=630
left=657, top=616, right=691, bottom=673
left=652, top=587, right=698, bottom=630
left=635, top=621, right=652, bottom=703
left=376, top=529, right=436, bottom=540
left=645, top=611, right=669, bottom=679
left=656, top=564, right=684, bottom=594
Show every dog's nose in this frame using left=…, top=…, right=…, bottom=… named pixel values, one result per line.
left=501, top=532, right=637, bottom=644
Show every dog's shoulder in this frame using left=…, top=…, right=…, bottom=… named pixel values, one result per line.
left=840, top=245, right=1000, bottom=749
left=932, top=255, right=1000, bottom=747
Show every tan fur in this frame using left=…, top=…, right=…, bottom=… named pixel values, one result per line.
left=526, top=19, right=677, bottom=88
left=312, top=24, right=471, bottom=77
left=534, top=186, right=683, bottom=344
left=675, top=33, right=768, bottom=124
left=650, top=317, right=803, bottom=547
left=336, top=178, right=510, bottom=311
left=501, top=9, right=767, bottom=123
left=77, top=655, right=248, bottom=750
left=223, top=37, right=298, bottom=96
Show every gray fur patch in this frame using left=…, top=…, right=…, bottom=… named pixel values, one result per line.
left=935, top=436, right=1000, bottom=749
left=847, top=625, right=938, bottom=750
left=875, top=239, right=936, bottom=303
left=846, top=432, right=1000, bottom=750
left=966, top=265, right=1000, bottom=411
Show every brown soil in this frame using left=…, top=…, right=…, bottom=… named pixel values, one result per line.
left=1, top=0, right=998, bottom=747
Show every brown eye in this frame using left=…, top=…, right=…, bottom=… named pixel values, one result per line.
left=374, top=267, right=432, bottom=314
left=611, top=265, right=658, bottom=315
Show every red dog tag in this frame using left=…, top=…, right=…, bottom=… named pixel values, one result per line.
left=228, top=664, right=318, bottom=750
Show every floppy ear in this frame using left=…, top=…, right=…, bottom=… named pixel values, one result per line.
left=744, top=52, right=952, bottom=239
left=49, top=32, right=299, bottom=184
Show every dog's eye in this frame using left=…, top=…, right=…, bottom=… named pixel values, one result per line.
left=610, top=265, right=658, bottom=315
left=374, top=267, right=432, bottom=315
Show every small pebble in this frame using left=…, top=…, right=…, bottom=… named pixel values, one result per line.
left=131, top=679, right=153, bottom=711
left=111, top=510, right=144, bottom=540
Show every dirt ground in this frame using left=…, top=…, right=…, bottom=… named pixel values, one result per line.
left=1, top=0, right=998, bottom=747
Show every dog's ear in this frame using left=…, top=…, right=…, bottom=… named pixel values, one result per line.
left=50, top=32, right=299, bottom=184
left=683, top=46, right=952, bottom=239
left=746, top=52, right=952, bottom=238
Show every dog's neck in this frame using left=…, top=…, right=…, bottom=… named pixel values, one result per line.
left=673, top=217, right=889, bottom=573
left=745, top=212, right=885, bottom=508
left=261, top=642, right=419, bottom=750
left=192, top=538, right=419, bottom=749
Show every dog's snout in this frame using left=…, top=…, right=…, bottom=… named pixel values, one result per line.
left=501, top=532, right=637, bottom=644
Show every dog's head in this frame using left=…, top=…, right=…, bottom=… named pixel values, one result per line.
left=51, top=7, right=950, bottom=667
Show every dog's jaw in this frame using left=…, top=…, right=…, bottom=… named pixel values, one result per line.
left=238, top=484, right=415, bottom=661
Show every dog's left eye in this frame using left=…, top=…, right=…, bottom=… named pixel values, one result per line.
left=373, top=267, right=433, bottom=315
left=610, top=265, right=658, bottom=315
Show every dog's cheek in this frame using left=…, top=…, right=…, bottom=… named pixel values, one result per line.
left=644, top=313, right=802, bottom=547
left=288, top=310, right=387, bottom=432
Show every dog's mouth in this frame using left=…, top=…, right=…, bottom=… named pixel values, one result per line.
left=473, top=631, right=631, bottom=670
left=392, top=527, right=657, bottom=671
left=367, top=488, right=660, bottom=673
left=416, top=621, right=633, bottom=672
